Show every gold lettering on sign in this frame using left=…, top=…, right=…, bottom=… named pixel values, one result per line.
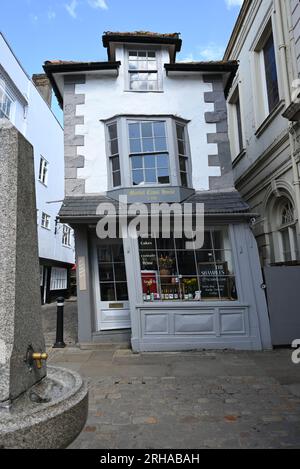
left=78, top=256, right=87, bottom=291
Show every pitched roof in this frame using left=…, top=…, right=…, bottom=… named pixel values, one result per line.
left=59, top=190, right=251, bottom=221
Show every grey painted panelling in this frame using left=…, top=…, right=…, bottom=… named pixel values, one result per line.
left=203, top=75, right=234, bottom=190
left=64, top=75, right=86, bottom=196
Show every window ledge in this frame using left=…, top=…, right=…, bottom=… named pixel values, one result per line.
left=124, top=90, right=164, bottom=94
left=62, top=244, right=72, bottom=249
left=255, top=100, right=285, bottom=138
left=41, top=226, right=51, bottom=231
left=38, top=180, right=48, bottom=188
left=232, top=149, right=246, bottom=168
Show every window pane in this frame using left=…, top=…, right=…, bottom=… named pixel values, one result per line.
left=155, top=137, right=167, bottom=152
left=144, top=155, right=156, bottom=168
left=143, top=138, right=154, bottom=152
left=116, top=283, right=129, bottom=301
left=100, top=283, right=116, bottom=301
left=157, top=168, right=170, bottom=184
left=148, top=61, right=157, bottom=71
left=110, top=139, right=118, bottom=155
left=113, top=171, right=121, bottom=187
left=148, top=51, right=156, bottom=58
left=180, top=172, right=188, bottom=188
left=129, top=123, right=140, bottom=139
left=141, top=122, right=153, bottom=138
left=132, top=170, right=144, bottom=185
left=156, top=238, right=175, bottom=250
left=108, top=123, right=117, bottom=140
left=157, top=154, right=169, bottom=168
left=130, top=139, right=142, bottom=153
left=148, top=73, right=158, bottom=81
left=153, top=122, right=165, bottom=137
left=112, top=244, right=125, bottom=262
left=178, top=140, right=185, bottom=155
left=176, top=125, right=185, bottom=140
left=179, top=156, right=187, bottom=171
left=145, top=169, right=156, bottom=183
left=177, top=251, right=197, bottom=275
left=263, top=33, right=279, bottom=112
left=99, top=265, right=114, bottom=282
left=115, top=264, right=127, bottom=281
left=131, top=156, right=143, bottom=169
left=148, top=81, right=158, bottom=91
left=139, top=61, right=148, bottom=70
left=138, top=51, right=147, bottom=58
left=182, top=277, right=200, bottom=300
left=111, top=156, right=120, bottom=172
left=129, top=61, right=138, bottom=70
left=129, top=51, right=138, bottom=58
left=98, top=247, right=112, bottom=263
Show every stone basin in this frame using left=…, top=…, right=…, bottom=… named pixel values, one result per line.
left=0, top=366, right=88, bottom=449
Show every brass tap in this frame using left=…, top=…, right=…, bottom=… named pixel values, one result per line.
left=31, top=352, right=48, bottom=369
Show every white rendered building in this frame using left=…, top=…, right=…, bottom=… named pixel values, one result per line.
left=0, top=32, right=75, bottom=303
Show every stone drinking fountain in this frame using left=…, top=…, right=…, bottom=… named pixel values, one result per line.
left=0, top=120, right=88, bottom=449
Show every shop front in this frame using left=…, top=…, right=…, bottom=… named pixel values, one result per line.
left=64, top=192, right=272, bottom=352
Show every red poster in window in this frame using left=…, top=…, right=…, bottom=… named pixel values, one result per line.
left=141, top=271, right=158, bottom=294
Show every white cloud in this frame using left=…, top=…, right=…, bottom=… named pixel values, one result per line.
left=65, top=0, right=79, bottom=18
left=48, top=9, right=56, bottom=20
left=88, top=0, right=108, bottom=9
left=180, top=43, right=226, bottom=62
left=225, top=0, right=243, bottom=9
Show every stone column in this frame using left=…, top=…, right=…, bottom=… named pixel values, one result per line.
left=0, top=120, right=46, bottom=404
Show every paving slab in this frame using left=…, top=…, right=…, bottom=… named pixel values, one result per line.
left=47, top=347, right=300, bottom=449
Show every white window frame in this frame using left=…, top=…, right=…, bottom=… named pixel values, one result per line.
left=0, top=82, right=14, bottom=119
left=124, top=45, right=163, bottom=92
left=250, top=14, right=282, bottom=129
left=228, top=83, right=245, bottom=160
left=50, top=267, right=68, bottom=291
left=105, top=116, right=192, bottom=190
left=41, top=212, right=51, bottom=230
left=38, top=156, right=49, bottom=186
left=62, top=224, right=72, bottom=247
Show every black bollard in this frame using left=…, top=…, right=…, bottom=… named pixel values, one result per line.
left=53, top=297, right=66, bottom=349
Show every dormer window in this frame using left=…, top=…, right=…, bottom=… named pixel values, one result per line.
left=127, top=49, right=162, bottom=92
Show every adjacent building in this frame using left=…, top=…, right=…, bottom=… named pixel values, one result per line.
left=224, top=0, right=300, bottom=345
left=0, top=32, right=75, bottom=303
left=44, top=31, right=271, bottom=351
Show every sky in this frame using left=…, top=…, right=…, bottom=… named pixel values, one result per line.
left=1, top=0, right=243, bottom=121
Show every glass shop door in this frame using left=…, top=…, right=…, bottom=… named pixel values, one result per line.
left=96, top=239, right=131, bottom=331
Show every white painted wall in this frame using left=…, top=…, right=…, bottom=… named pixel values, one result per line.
left=75, top=46, right=221, bottom=193
left=0, top=33, right=75, bottom=265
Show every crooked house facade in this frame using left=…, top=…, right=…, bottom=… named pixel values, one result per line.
left=44, top=32, right=272, bottom=352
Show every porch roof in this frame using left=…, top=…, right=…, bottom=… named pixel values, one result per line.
left=59, top=190, right=251, bottom=222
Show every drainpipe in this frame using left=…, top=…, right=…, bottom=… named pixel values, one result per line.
left=275, top=0, right=300, bottom=232
left=274, top=0, right=291, bottom=106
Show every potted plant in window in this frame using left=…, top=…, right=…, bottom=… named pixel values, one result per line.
left=159, top=256, right=174, bottom=284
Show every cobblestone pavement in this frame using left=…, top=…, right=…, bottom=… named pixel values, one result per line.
left=47, top=347, right=300, bottom=449
left=42, top=299, right=78, bottom=347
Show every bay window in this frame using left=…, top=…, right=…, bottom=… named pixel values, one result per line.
left=139, top=227, right=238, bottom=302
left=105, top=116, right=192, bottom=190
